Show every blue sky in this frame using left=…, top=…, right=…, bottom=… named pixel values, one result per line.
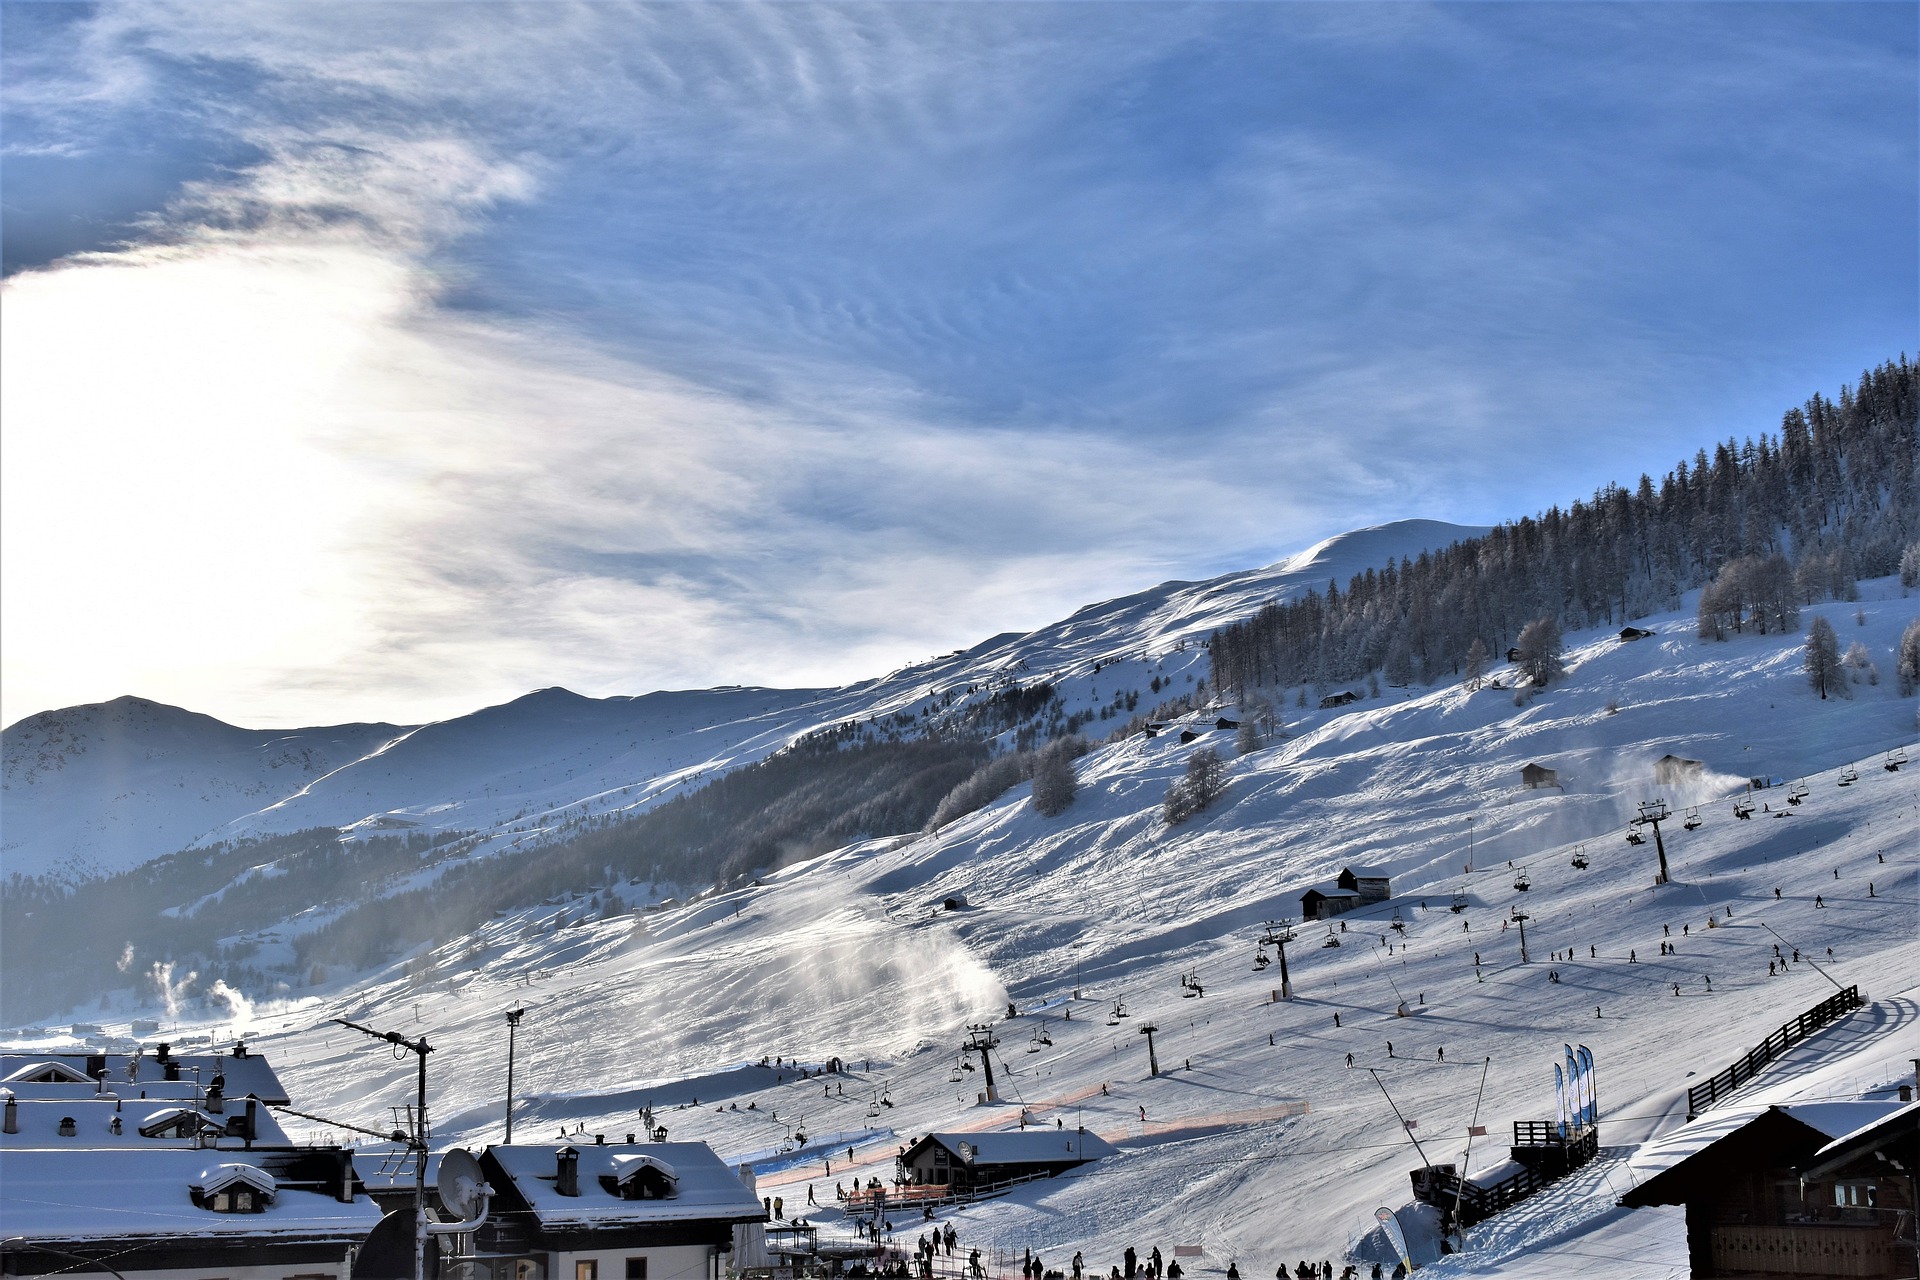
left=1, top=2, right=1914, bottom=728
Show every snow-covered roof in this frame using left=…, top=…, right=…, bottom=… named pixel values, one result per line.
left=484, top=1142, right=764, bottom=1228
left=1811, top=1098, right=1920, bottom=1159
left=0, top=1147, right=381, bottom=1242
left=189, top=1161, right=277, bottom=1201
left=1301, top=883, right=1359, bottom=900
left=0, top=1096, right=289, bottom=1147
left=1624, top=1101, right=1907, bottom=1204
left=1342, top=866, right=1392, bottom=880
left=3, top=1060, right=93, bottom=1084
left=0, top=1052, right=290, bottom=1104
left=916, top=1129, right=1118, bottom=1166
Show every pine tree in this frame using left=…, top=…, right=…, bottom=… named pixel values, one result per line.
left=1462, top=638, right=1488, bottom=691
left=1514, top=617, right=1565, bottom=687
left=1030, top=739, right=1081, bottom=817
left=1804, top=616, right=1847, bottom=699
left=1897, top=618, right=1920, bottom=697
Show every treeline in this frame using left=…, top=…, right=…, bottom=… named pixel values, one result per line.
left=1211, top=358, right=1918, bottom=699
left=287, top=735, right=988, bottom=974
left=0, top=827, right=464, bottom=1023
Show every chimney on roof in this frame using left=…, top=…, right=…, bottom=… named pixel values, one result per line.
left=628, top=1133, right=637, bottom=1144
left=595, top=1133, right=605, bottom=1145
left=335, top=1149, right=356, bottom=1203
left=165, top=1060, right=181, bottom=1082
left=206, top=1080, right=225, bottom=1115
left=155, top=1042, right=171, bottom=1063
left=557, top=1145, right=581, bottom=1196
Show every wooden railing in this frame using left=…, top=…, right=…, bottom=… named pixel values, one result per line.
left=1411, top=1126, right=1599, bottom=1230
left=1686, top=986, right=1863, bottom=1119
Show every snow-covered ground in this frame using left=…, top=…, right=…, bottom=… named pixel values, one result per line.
left=28, top=580, right=1912, bottom=1275
left=2, top=519, right=1483, bottom=880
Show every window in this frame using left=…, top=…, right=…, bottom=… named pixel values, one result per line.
left=576, top=1263, right=598, bottom=1280
left=1835, top=1182, right=1878, bottom=1208
left=626, top=1261, right=648, bottom=1280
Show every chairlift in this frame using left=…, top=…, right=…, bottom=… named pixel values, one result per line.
left=1626, top=829, right=1646, bottom=845
left=1886, top=748, right=1907, bottom=772
left=1570, top=846, right=1590, bottom=871
left=1252, top=951, right=1270, bottom=971
left=948, top=1062, right=964, bottom=1084
left=1322, top=929, right=1342, bottom=949
left=1837, top=766, right=1858, bottom=787
left=1682, top=806, right=1702, bottom=831
left=1514, top=869, right=1532, bottom=891
left=1449, top=890, right=1468, bottom=913
left=1787, top=780, right=1808, bottom=806
left=1733, top=798, right=1755, bottom=820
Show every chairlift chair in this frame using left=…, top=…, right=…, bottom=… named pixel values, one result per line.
left=1626, top=829, right=1645, bottom=845
left=1837, top=766, right=1858, bottom=786
left=1683, top=806, right=1702, bottom=830
left=1514, top=869, right=1532, bottom=891
left=1570, top=846, right=1589, bottom=870
left=948, top=1062, right=964, bottom=1083
left=1733, top=798, right=1754, bottom=819
left=1322, top=929, right=1341, bottom=948
left=1788, top=781, right=1808, bottom=806
left=1450, top=891, right=1468, bottom=913
left=1886, top=748, right=1907, bottom=772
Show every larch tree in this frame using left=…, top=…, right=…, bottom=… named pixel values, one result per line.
left=1804, top=616, right=1847, bottom=699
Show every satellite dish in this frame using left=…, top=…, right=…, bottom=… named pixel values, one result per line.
left=437, top=1147, right=487, bottom=1220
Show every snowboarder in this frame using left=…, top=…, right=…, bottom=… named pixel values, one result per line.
left=1333, top=1012, right=1340, bottom=1027
left=1386, top=1041, right=1393, bottom=1057
left=1437, top=1046, right=1444, bottom=1062
left=1346, top=1053, right=1354, bottom=1068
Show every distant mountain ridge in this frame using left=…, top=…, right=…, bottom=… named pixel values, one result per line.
left=0, top=519, right=1486, bottom=882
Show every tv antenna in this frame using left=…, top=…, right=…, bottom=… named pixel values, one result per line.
left=333, top=1016, right=434, bottom=1280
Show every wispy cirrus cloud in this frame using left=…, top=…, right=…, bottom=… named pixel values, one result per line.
left=2, top=2, right=1913, bottom=727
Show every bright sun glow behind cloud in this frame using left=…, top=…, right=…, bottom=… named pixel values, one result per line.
left=2, top=1, right=1913, bottom=729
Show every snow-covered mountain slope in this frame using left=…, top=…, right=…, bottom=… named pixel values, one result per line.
left=1, top=520, right=1485, bottom=880
left=0, top=697, right=406, bottom=881
left=32, top=582, right=1913, bottom=1275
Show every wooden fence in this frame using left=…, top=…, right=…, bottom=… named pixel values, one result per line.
left=1685, top=986, right=1863, bottom=1119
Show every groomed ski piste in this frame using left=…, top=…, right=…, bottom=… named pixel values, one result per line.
left=13, top=577, right=1918, bottom=1277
